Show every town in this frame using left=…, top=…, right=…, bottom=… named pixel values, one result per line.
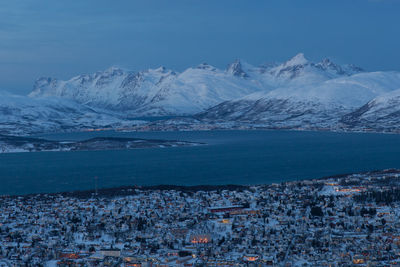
left=1, top=169, right=400, bottom=266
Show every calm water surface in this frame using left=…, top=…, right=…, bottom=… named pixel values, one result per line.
left=1, top=130, right=400, bottom=195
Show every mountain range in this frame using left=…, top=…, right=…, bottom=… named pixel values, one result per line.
left=2, top=53, right=400, bottom=135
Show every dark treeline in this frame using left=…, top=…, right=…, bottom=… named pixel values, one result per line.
left=355, top=188, right=400, bottom=204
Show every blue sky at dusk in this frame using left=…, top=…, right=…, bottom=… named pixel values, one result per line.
left=1, top=0, right=400, bottom=94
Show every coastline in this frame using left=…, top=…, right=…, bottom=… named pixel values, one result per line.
left=3, top=169, right=398, bottom=199
left=0, top=134, right=205, bottom=154
left=2, top=122, right=400, bottom=139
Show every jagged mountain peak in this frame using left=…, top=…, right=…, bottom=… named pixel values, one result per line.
left=3, top=54, right=400, bottom=134
left=27, top=56, right=381, bottom=118
left=226, top=59, right=249, bottom=78
left=96, top=66, right=126, bottom=77
left=317, top=58, right=337, bottom=68
left=269, top=53, right=310, bottom=79
left=33, top=77, right=56, bottom=87
left=342, top=64, right=365, bottom=75
left=30, top=77, right=58, bottom=97
left=147, top=66, right=176, bottom=76
left=267, top=54, right=366, bottom=80
left=314, top=58, right=345, bottom=75
left=29, top=61, right=262, bottom=115
left=314, top=58, right=365, bottom=76
left=153, top=66, right=167, bottom=73
left=283, top=53, right=308, bottom=67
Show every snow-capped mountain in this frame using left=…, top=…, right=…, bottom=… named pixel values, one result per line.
left=29, top=65, right=262, bottom=115
left=0, top=91, right=131, bottom=135
left=223, top=53, right=363, bottom=94
left=341, top=88, right=400, bottom=131
left=29, top=53, right=362, bottom=116
left=3, top=53, right=399, bottom=134
left=198, top=71, right=400, bottom=129
left=30, top=66, right=177, bottom=114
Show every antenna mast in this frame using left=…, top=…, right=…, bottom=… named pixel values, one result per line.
left=94, top=176, right=98, bottom=196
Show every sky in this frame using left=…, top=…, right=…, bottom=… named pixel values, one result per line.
left=1, top=0, right=400, bottom=94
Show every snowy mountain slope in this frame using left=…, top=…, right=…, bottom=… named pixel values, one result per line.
left=198, top=71, right=400, bottom=128
left=29, top=54, right=362, bottom=116
left=256, top=71, right=400, bottom=107
left=30, top=67, right=177, bottom=112
left=0, top=91, right=132, bottom=135
left=134, top=63, right=266, bottom=115
left=29, top=65, right=263, bottom=115
left=341, top=88, right=400, bottom=131
left=8, top=53, right=400, bottom=134
left=196, top=98, right=344, bottom=129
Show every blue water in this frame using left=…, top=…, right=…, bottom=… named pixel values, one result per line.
left=1, top=130, right=400, bottom=195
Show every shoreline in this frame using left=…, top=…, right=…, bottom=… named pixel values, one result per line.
left=2, top=124, right=400, bottom=139
left=0, top=134, right=205, bottom=154
left=3, top=127, right=397, bottom=154
left=3, top=168, right=399, bottom=199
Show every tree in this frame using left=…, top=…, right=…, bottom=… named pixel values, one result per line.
left=310, top=206, right=323, bottom=217
left=218, top=237, right=225, bottom=246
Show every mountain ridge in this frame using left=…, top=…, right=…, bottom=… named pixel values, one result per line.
left=29, top=54, right=364, bottom=116
left=1, top=54, right=400, bottom=135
